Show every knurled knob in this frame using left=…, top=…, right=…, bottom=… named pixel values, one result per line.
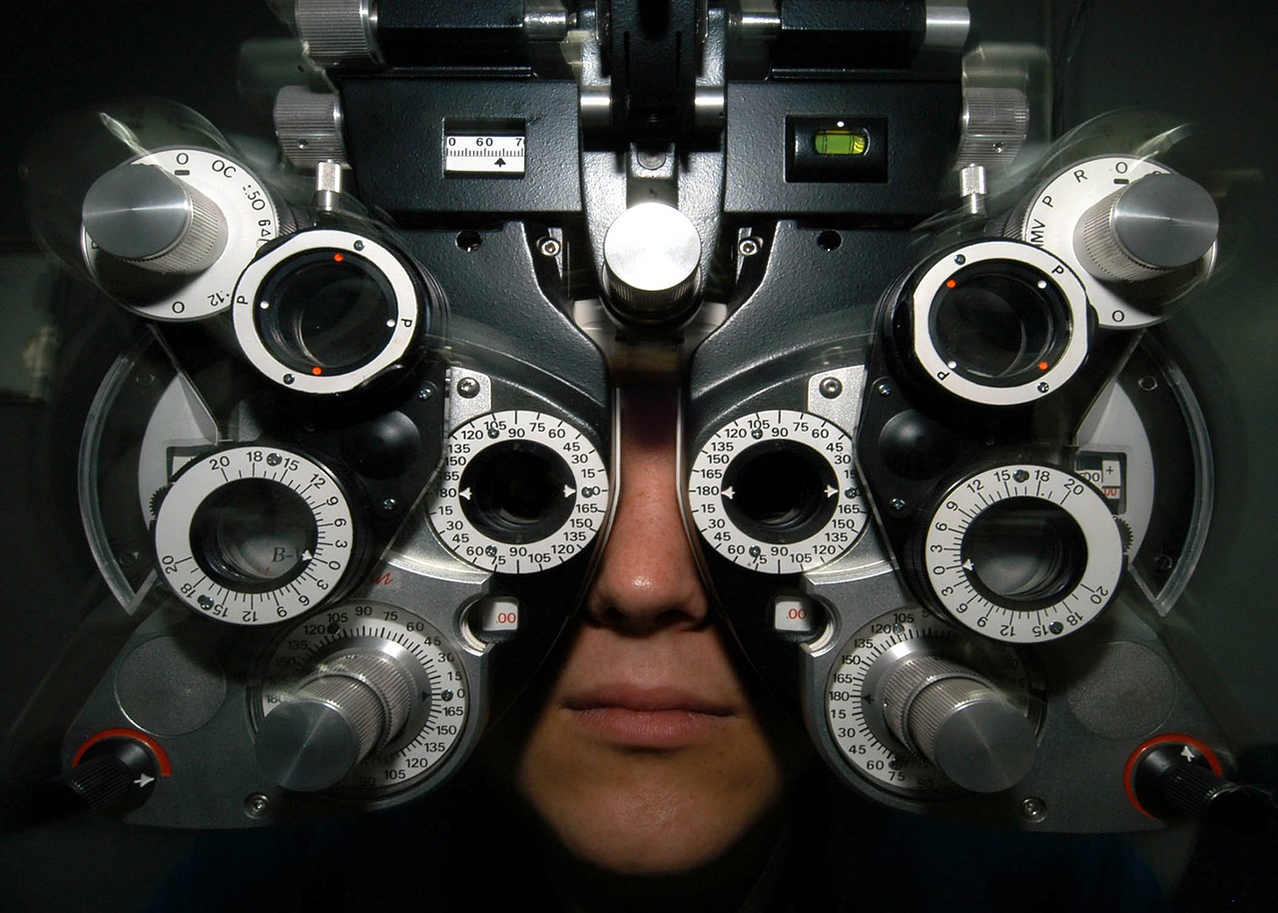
left=881, top=654, right=1037, bottom=793
left=602, top=202, right=703, bottom=324
left=295, top=0, right=382, bottom=67
left=82, top=164, right=228, bottom=275
left=255, top=650, right=416, bottom=792
left=955, top=87, right=1030, bottom=168
left=1075, top=172, right=1218, bottom=283
left=274, top=86, right=347, bottom=170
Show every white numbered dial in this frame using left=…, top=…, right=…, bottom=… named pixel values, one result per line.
left=826, top=607, right=1037, bottom=796
left=257, top=602, right=468, bottom=794
left=427, top=411, right=609, bottom=573
left=688, top=410, right=867, bottom=574
left=1020, top=156, right=1204, bottom=328
left=923, top=464, right=1123, bottom=643
left=154, top=446, right=355, bottom=625
left=82, top=148, right=279, bottom=321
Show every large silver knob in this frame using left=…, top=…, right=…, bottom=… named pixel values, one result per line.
left=255, top=650, right=416, bottom=792
left=82, top=164, right=228, bottom=275
left=880, top=654, right=1037, bottom=793
left=1075, top=172, right=1218, bottom=283
left=602, top=202, right=702, bottom=323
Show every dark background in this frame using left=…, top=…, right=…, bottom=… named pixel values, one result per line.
left=0, top=2, right=1274, bottom=910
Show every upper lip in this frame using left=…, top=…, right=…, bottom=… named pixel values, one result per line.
left=563, top=685, right=734, bottom=716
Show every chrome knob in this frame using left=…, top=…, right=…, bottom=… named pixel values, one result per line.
left=881, top=654, right=1037, bottom=793
left=255, top=650, right=416, bottom=792
left=602, top=202, right=702, bottom=323
left=1075, top=172, right=1218, bottom=283
left=82, top=164, right=227, bottom=275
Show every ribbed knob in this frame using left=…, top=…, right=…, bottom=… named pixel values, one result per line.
left=274, top=86, right=347, bottom=170
left=83, top=164, right=228, bottom=275
left=602, top=202, right=702, bottom=324
left=1075, top=172, right=1218, bottom=283
left=956, top=87, right=1030, bottom=168
left=295, top=0, right=381, bottom=67
left=255, top=650, right=416, bottom=792
left=881, top=655, right=1036, bottom=793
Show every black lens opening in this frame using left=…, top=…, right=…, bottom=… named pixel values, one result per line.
left=960, top=497, right=1087, bottom=608
left=721, top=440, right=840, bottom=545
left=255, top=250, right=398, bottom=375
left=929, top=261, right=1072, bottom=387
left=189, top=479, right=317, bottom=592
left=459, top=441, right=577, bottom=545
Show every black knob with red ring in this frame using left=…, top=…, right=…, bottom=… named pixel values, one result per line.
left=1125, top=734, right=1275, bottom=832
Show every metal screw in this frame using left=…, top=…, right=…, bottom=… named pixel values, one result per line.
left=876, top=381, right=893, bottom=397
left=353, top=240, right=365, bottom=251
left=738, top=236, right=762, bottom=257
left=244, top=793, right=271, bottom=819
left=1049, top=621, right=1064, bottom=635
left=954, top=254, right=967, bottom=265
left=382, top=498, right=398, bottom=513
left=267, top=453, right=282, bottom=467
left=1021, top=797, right=1047, bottom=822
left=538, top=237, right=561, bottom=257
left=198, top=595, right=214, bottom=609
left=819, top=377, right=843, bottom=399
left=1138, top=375, right=1159, bottom=392
left=889, top=497, right=907, bottom=512
left=418, top=383, right=436, bottom=401
left=1013, top=469, right=1029, bottom=483
left=457, top=377, right=481, bottom=398
left=283, top=373, right=296, bottom=385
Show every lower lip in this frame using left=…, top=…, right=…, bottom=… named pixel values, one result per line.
left=567, top=707, right=732, bottom=748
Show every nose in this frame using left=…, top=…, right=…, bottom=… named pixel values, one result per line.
left=585, top=386, right=710, bottom=632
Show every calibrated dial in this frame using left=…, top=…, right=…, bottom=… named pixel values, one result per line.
left=82, top=148, right=279, bottom=321
left=826, top=607, right=1040, bottom=796
left=153, top=445, right=356, bottom=625
left=688, top=410, right=867, bottom=574
left=427, top=411, right=609, bottom=573
left=1019, top=156, right=1216, bottom=327
left=921, top=464, right=1123, bottom=643
left=256, top=602, right=468, bottom=796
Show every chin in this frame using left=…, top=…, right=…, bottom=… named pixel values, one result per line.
left=518, top=750, right=787, bottom=876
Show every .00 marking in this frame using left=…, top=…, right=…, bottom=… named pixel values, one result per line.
left=154, top=446, right=355, bottom=625
left=826, top=607, right=1037, bottom=796
left=688, top=410, right=866, bottom=574
left=257, top=603, right=468, bottom=794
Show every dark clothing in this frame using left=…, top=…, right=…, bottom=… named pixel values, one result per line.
left=142, top=769, right=1170, bottom=913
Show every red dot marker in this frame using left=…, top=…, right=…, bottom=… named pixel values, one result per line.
left=333, top=253, right=345, bottom=262
left=1039, top=361, right=1049, bottom=371
left=312, top=366, right=323, bottom=376
left=945, top=279, right=957, bottom=288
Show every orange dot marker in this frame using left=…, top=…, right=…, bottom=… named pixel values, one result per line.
left=333, top=253, right=345, bottom=262
left=946, top=279, right=957, bottom=288
left=312, top=366, right=323, bottom=376
left=1039, top=361, right=1050, bottom=371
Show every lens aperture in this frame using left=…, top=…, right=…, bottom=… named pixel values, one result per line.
left=930, top=261, right=1071, bottom=387
left=255, top=250, right=397, bottom=375
left=458, top=440, right=577, bottom=545
left=960, top=497, right=1087, bottom=607
left=190, top=479, right=317, bottom=591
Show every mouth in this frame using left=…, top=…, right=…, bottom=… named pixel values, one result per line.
left=562, top=686, right=735, bottom=749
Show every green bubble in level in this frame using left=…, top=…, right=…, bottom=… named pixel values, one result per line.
left=814, top=129, right=868, bottom=156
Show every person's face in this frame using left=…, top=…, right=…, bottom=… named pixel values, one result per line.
left=511, top=385, right=804, bottom=875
